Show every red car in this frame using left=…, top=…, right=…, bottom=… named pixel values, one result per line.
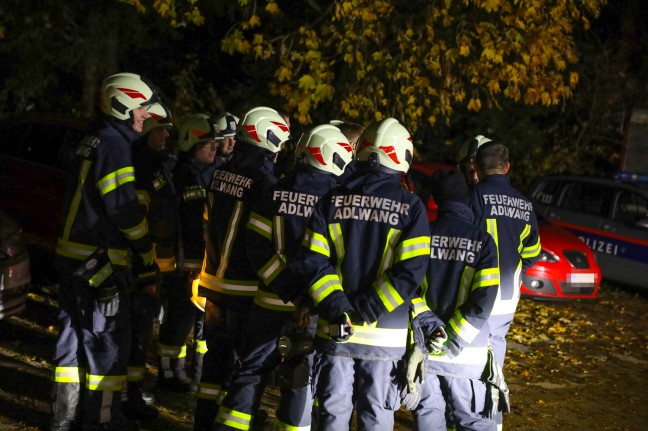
left=409, top=161, right=601, bottom=300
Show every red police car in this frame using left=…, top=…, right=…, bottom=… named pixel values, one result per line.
left=409, top=161, right=601, bottom=300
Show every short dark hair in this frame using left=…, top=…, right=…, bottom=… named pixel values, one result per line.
left=475, top=142, right=508, bottom=172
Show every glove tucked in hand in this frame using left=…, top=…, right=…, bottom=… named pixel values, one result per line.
left=96, top=284, right=120, bottom=316
left=328, top=312, right=354, bottom=343
left=400, top=343, right=427, bottom=411
left=481, top=347, right=510, bottom=418
left=426, top=325, right=448, bottom=355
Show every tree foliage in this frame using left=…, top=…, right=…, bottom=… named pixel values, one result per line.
left=205, top=0, right=606, bottom=132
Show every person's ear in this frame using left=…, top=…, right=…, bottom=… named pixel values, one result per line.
left=503, top=161, right=510, bottom=174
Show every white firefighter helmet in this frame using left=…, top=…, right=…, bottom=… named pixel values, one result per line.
left=356, top=118, right=413, bottom=173
left=177, top=113, right=219, bottom=152
left=457, top=135, right=492, bottom=165
left=296, top=124, right=354, bottom=176
left=141, top=102, right=173, bottom=135
left=237, top=106, right=291, bottom=153
left=100, top=72, right=159, bottom=121
left=190, top=278, right=206, bottom=312
left=216, top=112, right=239, bottom=140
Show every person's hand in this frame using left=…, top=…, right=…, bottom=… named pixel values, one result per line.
left=96, top=284, right=120, bottom=316
left=400, top=343, right=427, bottom=410
left=292, top=302, right=313, bottom=328
left=426, top=325, right=448, bottom=355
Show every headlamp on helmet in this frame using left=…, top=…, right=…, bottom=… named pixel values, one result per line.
left=356, top=118, right=413, bottom=174
left=295, top=124, right=354, bottom=176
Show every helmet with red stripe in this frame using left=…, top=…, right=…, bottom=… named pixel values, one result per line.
left=356, top=118, right=413, bottom=173
left=237, top=106, right=291, bottom=153
left=100, top=72, right=159, bottom=121
left=296, top=124, right=353, bottom=176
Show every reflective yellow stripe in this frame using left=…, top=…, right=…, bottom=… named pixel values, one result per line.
left=448, top=312, right=480, bottom=344
left=374, top=273, right=404, bottom=312
left=473, top=267, right=499, bottom=289
left=62, top=159, right=92, bottom=240
left=198, top=272, right=257, bottom=296
left=88, top=262, right=113, bottom=287
left=274, top=215, right=285, bottom=255
left=308, top=231, right=330, bottom=257
left=86, top=374, right=125, bottom=391
left=216, top=201, right=244, bottom=278
left=54, top=366, right=84, bottom=383
left=274, top=418, right=311, bottom=431
left=97, top=166, right=135, bottom=195
left=196, top=339, right=208, bottom=354
left=247, top=212, right=272, bottom=240
left=378, top=228, right=401, bottom=275
left=127, top=366, right=145, bottom=382
left=395, top=235, right=430, bottom=262
left=258, top=254, right=286, bottom=286
left=521, top=225, right=540, bottom=258
left=328, top=223, right=344, bottom=282
left=180, top=258, right=203, bottom=271
left=55, top=239, right=129, bottom=266
left=253, top=289, right=295, bottom=311
left=316, top=318, right=407, bottom=348
left=410, top=297, right=431, bottom=318
left=309, top=274, right=343, bottom=306
left=216, top=406, right=252, bottom=430
left=120, top=217, right=149, bottom=241
left=157, top=343, right=187, bottom=359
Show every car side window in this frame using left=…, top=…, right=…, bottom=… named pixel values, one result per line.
left=533, top=179, right=563, bottom=205
left=558, top=182, right=613, bottom=216
left=613, top=190, right=648, bottom=224
left=15, top=122, right=68, bottom=168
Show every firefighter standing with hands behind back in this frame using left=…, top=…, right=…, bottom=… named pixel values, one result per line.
left=301, top=118, right=443, bottom=430
left=194, top=107, right=291, bottom=430
left=50, top=72, right=161, bottom=431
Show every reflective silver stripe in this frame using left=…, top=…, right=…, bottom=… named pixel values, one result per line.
left=55, top=239, right=129, bottom=266
left=126, top=366, right=144, bottom=382
left=54, top=366, right=84, bottom=383
left=199, top=272, right=257, bottom=296
left=248, top=212, right=272, bottom=239
left=274, top=215, right=285, bottom=255
left=427, top=345, right=488, bottom=365
left=374, top=273, right=403, bottom=312
left=157, top=343, right=187, bottom=359
left=183, top=188, right=206, bottom=201
left=253, top=290, right=295, bottom=311
left=378, top=228, right=402, bottom=274
left=448, top=312, right=480, bottom=344
left=86, top=374, right=125, bottom=391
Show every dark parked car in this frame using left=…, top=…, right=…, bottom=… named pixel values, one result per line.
left=0, top=210, right=30, bottom=319
left=0, top=115, right=86, bottom=285
left=529, top=173, right=648, bottom=291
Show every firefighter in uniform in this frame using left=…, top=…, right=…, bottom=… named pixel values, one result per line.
left=409, top=170, right=500, bottom=430
left=301, top=118, right=439, bottom=430
left=123, top=102, right=176, bottom=422
left=157, top=114, right=220, bottom=393
left=50, top=72, right=160, bottom=431
left=470, top=140, right=541, bottom=429
left=194, top=106, right=291, bottom=430
left=213, top=124, right=353, bottom=431
left=214, top=112, right=239, bottom=169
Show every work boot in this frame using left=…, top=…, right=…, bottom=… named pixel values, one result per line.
left=122, top=386, right=159, bottom=424
left=158, top=369, right=198, bottom=393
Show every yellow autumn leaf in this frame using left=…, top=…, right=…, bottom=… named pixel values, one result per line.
left=265, top=1, right=280, bottom=15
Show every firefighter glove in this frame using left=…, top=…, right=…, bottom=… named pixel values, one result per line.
left=400, top=343, right=427, bottom=411
left=481, top=347, right=510, bottom=418
left=328, top=312, right=354, bottom=343
left=426, top=325, right=448, bottom=355
left=96, top=284, right=120, bottom=317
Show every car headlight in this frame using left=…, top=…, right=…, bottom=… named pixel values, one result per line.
left=538, top=249, right=559, bottom=263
